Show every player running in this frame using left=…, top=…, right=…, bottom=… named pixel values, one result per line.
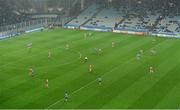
left=45, top=79, right=49, bottom=88
left=89, top=64, right=93, bottom=72
left=97, top=76, right=102, bottom=85
left=64, top=91, right=69, bottom=102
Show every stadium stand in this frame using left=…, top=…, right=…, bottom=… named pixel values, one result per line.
left=66, top=4, right=101, bottom=27
left=0, top=1, right=29, bottom=26
left=118, top=16, right=146, bottom=31
left=66, top=1, right=179, bottom=36
left=84, top=7, right=124, bottom=28
left=0, top=0, right=180, bottom=39
left=154, top=14, right=180, bottom=33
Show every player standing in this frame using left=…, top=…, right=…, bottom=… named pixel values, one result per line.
left=88, top=32, right=92, bottom=37
left=65, top=43, right=69, bottom=50
left=98, top=48, right=102, bottom=55
left=27, top=43, right=32, bottom=49
left=149, top=66, right=154, bottom=73
left=94, top=48, right=98, bottom=55
left=89, top=64, right=93, bottom=72
left=97, top=76, right=102, bottom=85
left=64, top=91, right=69, bottom=102
left=139, top=49, right=144, bottom=54
left=136, top=53, right=141, bottom=60
left=27, top=42, right=32, bottom=53
left=150, top=48, right=156, bottom=56
left=84, top=56, right=88, bottom=62
left=112, top=41, right=115, bottom=48
left=45, top=79, right=49, bottom=88
left=48, top=51, right=52, bottom=58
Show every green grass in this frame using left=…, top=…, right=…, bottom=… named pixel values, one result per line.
left=0, top=28, right=180, bottom=109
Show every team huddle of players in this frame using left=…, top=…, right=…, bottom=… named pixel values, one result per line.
left=27, top=32, right=157, bottom=102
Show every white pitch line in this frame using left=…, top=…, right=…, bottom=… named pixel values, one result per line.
left=0, top=46, right=71, bottom=69
left=0, top=47, right=81, bottom=72
left=45, top=58, right=134, bottom=109
left=35, top=49, right=82, bottom=69
left=45, top=79, right=96, bottom=109
left=2, top=49, right=82, bottom=72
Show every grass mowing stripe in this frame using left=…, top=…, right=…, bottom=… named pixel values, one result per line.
left=0, top=30, right=129, bottom=108
left=0, top=31, right=116, bottom=86
left=0, top=30, right=112, bottom=90
left=46, top=37, right=154, bottom=109
left=155, top=77, right=180, bottom=109
left=1, top=28, right=180, bottom=109
left=0, top=30, right=84, bottom=68
left=53, top=38, right=172, bottom=106
left=102, top=40, right=180, bottom=109
left=129, top=40, right=180, bottom=108
left=0, top=49, right=81, bottom=105
left=23, top=33, right=142, bottom=109
left=0, top=29, right=74, bottom=57
left=46, top=58, right=135, bottom=109
left=75, top=40, right=166, bottom=109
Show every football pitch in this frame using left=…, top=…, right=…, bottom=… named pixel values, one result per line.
left=1, top=28, right=180, bottom=109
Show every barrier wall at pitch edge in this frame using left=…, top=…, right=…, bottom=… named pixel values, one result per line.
left=64, top=24, right=180, bottom=38
left=0, top=27, right=44, bottom=40
left=113, top=30, right=145, bottom=35
left=25, top=27, right=44, bottom=33
left=80, top=26, right=111, bottom=32
left=150, top=33, right=180, bottom=38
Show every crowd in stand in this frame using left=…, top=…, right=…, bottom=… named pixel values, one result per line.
left=0, top=0, right=180, bottom=34
left=67, top=0, right=180, bottom=33
left=0, top=0, right=30, bottom=26
left=0, top=0, right=79, bottom=26
left=111, top=0, right=180, bottom=33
